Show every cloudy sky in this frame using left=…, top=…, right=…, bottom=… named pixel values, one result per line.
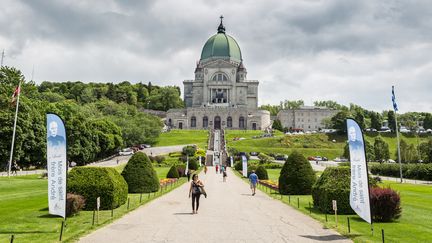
left=1, top=0, right=431, bottom=112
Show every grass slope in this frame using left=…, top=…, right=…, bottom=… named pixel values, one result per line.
left=226, top=131, right=431, bottom=160
left=155, top=130, right=208, bottom=148
left=0, top=167, right=183, bottom=243
left=250, top=168, right=432, bottom=243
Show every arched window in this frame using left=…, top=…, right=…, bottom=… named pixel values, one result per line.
left=212, top=73, right=228, bottom=81
left=203, top=116, right=208, bottom=128
left=227, top=116, right=232, bottom=128
left=239, top=116, right=245, bottom=129
left=191, top=116, right=196, bottom=127
left=168, top=118, right=172, bottom=126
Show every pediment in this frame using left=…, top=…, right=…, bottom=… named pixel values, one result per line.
left=202, top=59, right=237, bottom=69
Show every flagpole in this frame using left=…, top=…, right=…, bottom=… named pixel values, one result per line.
left=395, top=111, right=403, bottom=183
left=8, top=81, right=21, bottom=177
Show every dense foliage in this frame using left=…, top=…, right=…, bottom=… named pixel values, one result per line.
left=370, top=163, right=432, bottom=180
left=166, top=165, right=180, bottom=178
left=312, top=167, right=354, bottom=214
left=370, top=187, right=402, bottom=222
left=278, top=151, right=316, bottom=195
left=67, top=167, right=128, bottom=210
left=188, top=157, right=199, bottom=171
left=255, top=166, right=269, bottom=180
left=0, top=66, right=172, bottom=169
left=121, top=153, right=159, bottom=193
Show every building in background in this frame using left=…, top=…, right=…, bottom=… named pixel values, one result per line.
left=277, top=106, right=338, bottom=132
left=166, top=18, right=270, bottom=130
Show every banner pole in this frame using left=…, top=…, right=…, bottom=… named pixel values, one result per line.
left=394, top=112, right=403, bottom=183
left=7, top=81, right=21, bottom=177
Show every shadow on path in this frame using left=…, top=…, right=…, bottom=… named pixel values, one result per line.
left=173, top=212, right=194, bottom=215
left=300, top=234, right=347, bottom=241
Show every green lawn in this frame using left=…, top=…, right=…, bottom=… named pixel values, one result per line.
left=239, top=168, right=432, bottom=242
left=155, top=130, right=208, bottom=148
left=0, top=167, right=184, bottom=243
left=226, top=131, right=431, bottom=160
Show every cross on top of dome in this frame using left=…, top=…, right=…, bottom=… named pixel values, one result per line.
left=217, top=15, right=225, bottom=34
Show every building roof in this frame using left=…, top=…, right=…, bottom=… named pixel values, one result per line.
left=200, top=18, right=242, bottom=62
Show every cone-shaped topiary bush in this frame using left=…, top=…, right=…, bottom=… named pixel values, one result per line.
left=166, top=165, right=180, bottom=178
left=312, top=166, right=354, bottom=214
left=121, top=152, right=159, bottom=193
left=188, top=158, right=199, bottom=170
left=279, top=151, right=316, bottom=195
left=255, top=166, right=269, bottom=180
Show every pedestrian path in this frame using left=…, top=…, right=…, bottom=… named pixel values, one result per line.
left=79, top=168, right=351, bottom=243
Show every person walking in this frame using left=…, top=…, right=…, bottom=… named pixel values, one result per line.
left=249, top=170, right=259, bottom=196
left=216, top=164, right=219, bottom=174
left=222, top=166, right=227, bottom=182
left=189, top=174, right=204, bottom=214
left=186, top=170, right=191, bottom=182
left=204, top=166, right=208, bottom=174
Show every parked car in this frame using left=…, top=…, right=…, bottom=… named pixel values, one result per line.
left=250, top=152, right=259, bottom=156
left=314, top=156, right=323, bottom=161
left=119, top=148, right=134, bottom=156
left=334, top=157, right=348, bottom=162
left=307, top=156, right=315, bottom=161
left=322, top=157, right=328, bottom=161
left=275, top=154, right=287, bottom=161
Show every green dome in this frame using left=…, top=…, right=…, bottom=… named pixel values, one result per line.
left=200, top=33, right=242, bottom=62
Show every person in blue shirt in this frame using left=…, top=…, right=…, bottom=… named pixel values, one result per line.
left=249, top=170, right=259, bottom=196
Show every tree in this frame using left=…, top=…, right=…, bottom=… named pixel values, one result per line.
left=418, top=139, right=432, bottom=163
left=397, top=139, right=419, bottom=163
left=423, top=113, right=432, bottom=130
left=272, top=119, right=283, bottom=132
left=388, top=111, right=396, bottom=132
left=330, top=110, right=351, bottom=134
left=278, top=151, right=316, bottom=195
left=374, top=137, right=390, bottom=162
left=370, top=112, right=382, bottom=130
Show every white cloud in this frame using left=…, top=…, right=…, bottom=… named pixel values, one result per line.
left=1, top=0, right=431, bottom=112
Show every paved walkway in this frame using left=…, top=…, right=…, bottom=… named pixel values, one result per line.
left=79, top=168, right=350, bottom=243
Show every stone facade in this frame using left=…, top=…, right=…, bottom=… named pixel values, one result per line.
left=166, top=19, right=270, bottom=130
left=277, top=106, right=338, bottom=131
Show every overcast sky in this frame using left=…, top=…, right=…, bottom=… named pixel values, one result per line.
left=1, top=0, right=431, bottom=112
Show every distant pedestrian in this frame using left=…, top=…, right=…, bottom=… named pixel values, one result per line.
left=189, top=174, right=205, bottom=214
left=249, top=170, right=259, bottom=196
left=223, top=168, right=227, bottom=182
left=216, top=164, right=219, bottom=173
left=187, top=171, right=191, bottom=182
left=11, top=161, right=19, bottom=176
left=116, top=159, right=119, bottom=165
left=204, top=166, right=208, bottom=174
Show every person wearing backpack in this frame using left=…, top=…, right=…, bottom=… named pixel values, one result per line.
left=189, top=174, right=205, bottom=214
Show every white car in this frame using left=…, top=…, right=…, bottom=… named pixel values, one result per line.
left=119, top=148, right=134, bottom=156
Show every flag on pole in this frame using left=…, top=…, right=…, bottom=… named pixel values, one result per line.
left=391, top=86, right=398, bottom=112
left=11, top=84, right=21, bottom=103
left=347, top=119, right=372, bottom=224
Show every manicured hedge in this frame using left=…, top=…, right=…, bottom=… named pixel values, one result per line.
left=67, top=167, right=128, bottom=210
left=312, top=166, right=354, bottom=214
left=255, top=166, right=269, bottom=180
left=279, top=151, right=316, bottom=195
left=188, top=158, right=199, bottom=170
left=370, top=163, right=432, bottom=181
left=166, top=165, right=180, bottom=178
left=121, top=153, right=160, bottom=193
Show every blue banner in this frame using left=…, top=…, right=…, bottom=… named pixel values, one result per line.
left=347, top=119, right=371, bottom=224
left=47, top=113, right=67, bottom=218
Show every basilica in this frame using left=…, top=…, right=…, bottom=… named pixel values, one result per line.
left=166, top=18, right=271, bottom=130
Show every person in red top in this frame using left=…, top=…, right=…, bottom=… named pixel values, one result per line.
left=216, top=164, right=219, bottom=173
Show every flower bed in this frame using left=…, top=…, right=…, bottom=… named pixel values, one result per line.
left=159, top=178, right=178, bottom=187
left=259, top=180, right=279, bottom=190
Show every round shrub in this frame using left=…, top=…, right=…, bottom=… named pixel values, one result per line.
left=166, top=165, right=180, bottom=178
left=121, top=153, right=159, bottom=193
left=370, top=187, right=402, bottom=222
left=66, top=193, right=85, bottom=217
left=188, top=158, right=199, bottom=170
left=182, top=145, right=197, bottom=157
left=255, top=166, right=269, bottom=180
left=67, top=167, right=128, bottom=210
left=247, top=165, right=258, bottom=177
left=312, top=166, right=354, bottom=214
left=279, top=151, right=316, bottom=195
